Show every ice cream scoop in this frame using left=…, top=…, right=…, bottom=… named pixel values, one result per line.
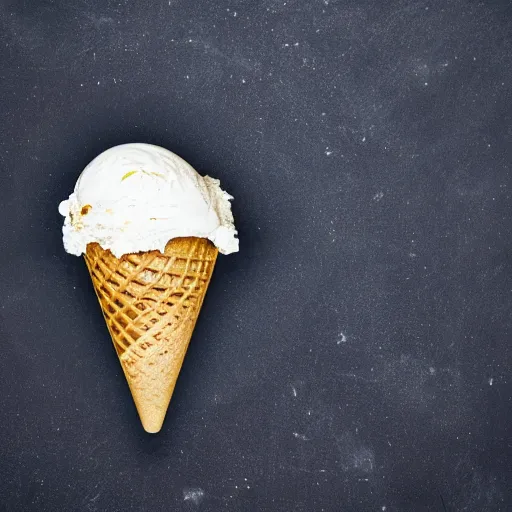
left=58, top=143, right=238, bottom=258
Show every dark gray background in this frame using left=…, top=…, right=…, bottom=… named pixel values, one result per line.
left=0, top=0, right=511, bottom=511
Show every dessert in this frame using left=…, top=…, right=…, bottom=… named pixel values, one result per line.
left=59, top=143, right=238, bottom=432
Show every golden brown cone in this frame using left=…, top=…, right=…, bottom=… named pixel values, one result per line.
left=84, top=237, right=218, bottom=433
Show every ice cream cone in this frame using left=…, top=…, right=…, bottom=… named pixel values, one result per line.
left=59, top=144, right=238, bottom=432
left=84, top=236, right=218, bottom=433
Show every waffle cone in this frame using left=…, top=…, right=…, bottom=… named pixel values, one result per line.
left=84, top=237, right=218, bottom=433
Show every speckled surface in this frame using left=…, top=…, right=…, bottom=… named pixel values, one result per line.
left=0, top=1, right=511, bottom=511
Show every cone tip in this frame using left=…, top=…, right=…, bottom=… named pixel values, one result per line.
left=139, top=411, right=166, bottom=434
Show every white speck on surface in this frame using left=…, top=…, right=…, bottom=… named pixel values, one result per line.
left=382, top=507, right=387, bottom=511
left=90, top=493, right=100, bottom=502
left=294, top=42, right=299, bottom=46
left=489, top=378, right=493, bottom=386
left=337, top=332, right=347, bottom=344
left=242, top=78, right=246, bottom=83
left=429, top=367, right=436, bottom=375
left=325, top=147, right=332, bottom=156
left=424, top=82, right=428, bottom=86
left=80, top=83, right=83, bottom=87
left=97, top=81, right=100, bottom=85
left=409, top=252, right=417, bottom=258
left=293, top=432, right=308, bottom=441
left=373, top=191, right=384, bottom=201
left=183, top=488, right=205, bottom=505
left=291, top=386, right=297, bottom=397
left=362, top=136, right=366, bottom=142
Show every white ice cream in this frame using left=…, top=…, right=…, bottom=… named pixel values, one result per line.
left=58, top=143, right=238, bottom=257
